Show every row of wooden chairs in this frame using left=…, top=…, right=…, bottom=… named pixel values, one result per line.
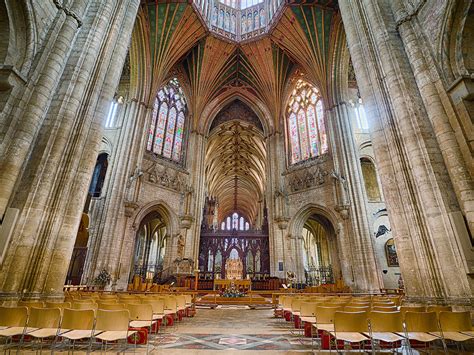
left=0, top=306, right=144, bottom=353
left=308, top=310, right=473, bottom=352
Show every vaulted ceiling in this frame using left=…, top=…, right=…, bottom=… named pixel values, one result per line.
left=130, top=0, right=344, bottom=221
left=205, top=114, right=266, bottom=223
left=130, top=0, right=344, bottom=129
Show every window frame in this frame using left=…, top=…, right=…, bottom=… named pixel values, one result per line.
left=285, top=80, right=329, bottom=166
left=146, top=78, right=188, bottom=166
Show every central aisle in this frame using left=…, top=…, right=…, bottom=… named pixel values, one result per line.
left=154, top=307, right=313, bottom=354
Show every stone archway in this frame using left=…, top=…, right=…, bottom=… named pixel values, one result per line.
left=288, top=204, right=342, bottom=286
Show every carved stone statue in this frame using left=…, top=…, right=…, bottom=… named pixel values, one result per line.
left=177, top=234, right=185, bottom=258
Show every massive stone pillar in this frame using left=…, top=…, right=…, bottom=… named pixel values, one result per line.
left=339, top=0, right=473, bottom=303
left=0, top=0, right=140, bottom=299
left=83, top=98, right=150, bottom=287
left=328, top=103, right=381, bottom=291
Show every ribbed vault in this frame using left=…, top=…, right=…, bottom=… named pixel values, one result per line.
left=205, top=111, right=266, bottom=225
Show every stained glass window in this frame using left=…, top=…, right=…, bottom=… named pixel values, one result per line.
left=146, top=78, right=187, bottom=163
left=287, top=80, right=328, bottom=164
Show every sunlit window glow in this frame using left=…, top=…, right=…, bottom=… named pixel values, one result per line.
left=221, top=212, right=250, bottom=230
left=287, top=80, right=328, bottom=164
left=146, top=78, right=187, bottom=163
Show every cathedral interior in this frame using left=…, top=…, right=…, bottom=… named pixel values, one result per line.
left=0, top=0, right=473, bottom=353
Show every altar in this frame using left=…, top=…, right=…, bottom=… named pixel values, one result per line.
left=213, top=279, right=252, bottom=291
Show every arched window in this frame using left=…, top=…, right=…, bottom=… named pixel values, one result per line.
left=89, top=153, right=108, bottom=197
left=221, top=213, right=250, bottom=230
left=385, top=238, right=399, bottom=267
left=287, top=79, right=328, bottom=164
left=360, top=157, right=381, bottom=202
left=146, top=78, right=187, bottom=163
left=352, top=98, right=368, bottom=130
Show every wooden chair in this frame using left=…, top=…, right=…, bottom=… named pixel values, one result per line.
left=24, top=307, right=61, bottom=350
left=0, top=306, right=28, bottom=346
left=426, top=305, right=452, bottom=316
left=72, top=302, right=98, bottom=311
left=433, top=311, right=474, bottom=345
left=366, top=311, right=405, bottom=352
left=94, top=309, right=136, bottom=352
left=400, top=305, right=425, bottom=318
left=401, top=311, right=441, bottom=351
left=98, top=303, right=125, bottom=311
left=344, top=306, right=370, bottom=312
left=58, top=308, right=96, bottom=352
left=330, top=311, right=370, bottom=350
left=126, top=304, right=155, bottom=351
left=372, top=305, right=398, bottom=312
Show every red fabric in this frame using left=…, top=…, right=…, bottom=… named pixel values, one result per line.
left=294, top=315, right=301, bottom=329
left=304, top=322, right=312, bottom=337
left=164, top=314, right=174, bottom=326
left=127, top=327, right=148, bottom=345
left=284, top=310, right=291, bottom=321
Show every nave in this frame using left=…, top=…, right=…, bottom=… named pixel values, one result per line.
left=2, top=291, right=474, bottom=354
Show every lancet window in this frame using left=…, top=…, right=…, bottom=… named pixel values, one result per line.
left=287, top=80, right=328, bottom=164
left=221, top=212, right=250, bottom=231
left=146, top=78, right=187, bottom=163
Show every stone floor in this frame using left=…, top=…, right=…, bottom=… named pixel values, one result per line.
left=10, top=306, right=474, bottom=354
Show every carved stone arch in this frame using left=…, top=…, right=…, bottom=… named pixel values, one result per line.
left=440, top=0, right=474, bottom=83
left=1, top=0, right=35, bottom=74
left=288, top=203, right=339, bottom=240
left=98, top=136, right=113, bottom=156
left=131, top=200, right=180, bottom=239
left=200, top=88, right=273, bottom=136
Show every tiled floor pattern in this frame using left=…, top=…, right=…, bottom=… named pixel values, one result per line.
left=12, top=307, right=473, bottom=353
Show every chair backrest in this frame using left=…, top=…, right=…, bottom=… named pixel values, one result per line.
left=334, top=311, right=368, bottom=332
left=72, top=299, right=97, bottom=304
left=17, top=301, right=44, bottom=308
left=290, top=299, right=303, bottom=312
left=184, top=294, right=193, bottom=304
left=400, top=306, right=426, bottom=318
left=372, top=306, right=398, bottom=312
left=369, top=311, right=403, bottom=332
left=344, top=306, right=370, bottom=312
left=0, top=306, right=28, bottom=327
left=426, top=305, right=452, bottom=314
left=300, top=302, right=318, bottom=317
left=176, top=295, right=186, bottom=309
left=164, top=296, right=177, bottom=311
left=45, top=302, right=71, bottom=309
left=315, top=306, right=343, bottom=324
left=28, top=307, right=61, bottom=329
left=61, top=309, right=95, bottom=330
left=126, top=303, right=153, bottom=321
left=439, top=311, right=472, bottom=332
left=404, top=311, right=439, bottom=332
left=141, top=299, right=165, bottom=314
left=98, top=303, right=125, bottom=311
left=97, top=299, right=118, bottom=305
left=96, top=309, right=130, bottom=331
left=72, top=302, right=98, bottom=311
left=99, top=294, right=117, bottom=300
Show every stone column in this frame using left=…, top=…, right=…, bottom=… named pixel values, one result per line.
left=186, top=131, right=207, bottom=266
left=266, top=130, right=288, bottom=277
left=390, top=0, right=473, bottom=236
left=339, top=0, right=472, bottom=303
left=0, top=0, right=140, bottom=299
left=0, top=0, right=89, bottom=217
left=328, top=103, right=381, bottom=291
